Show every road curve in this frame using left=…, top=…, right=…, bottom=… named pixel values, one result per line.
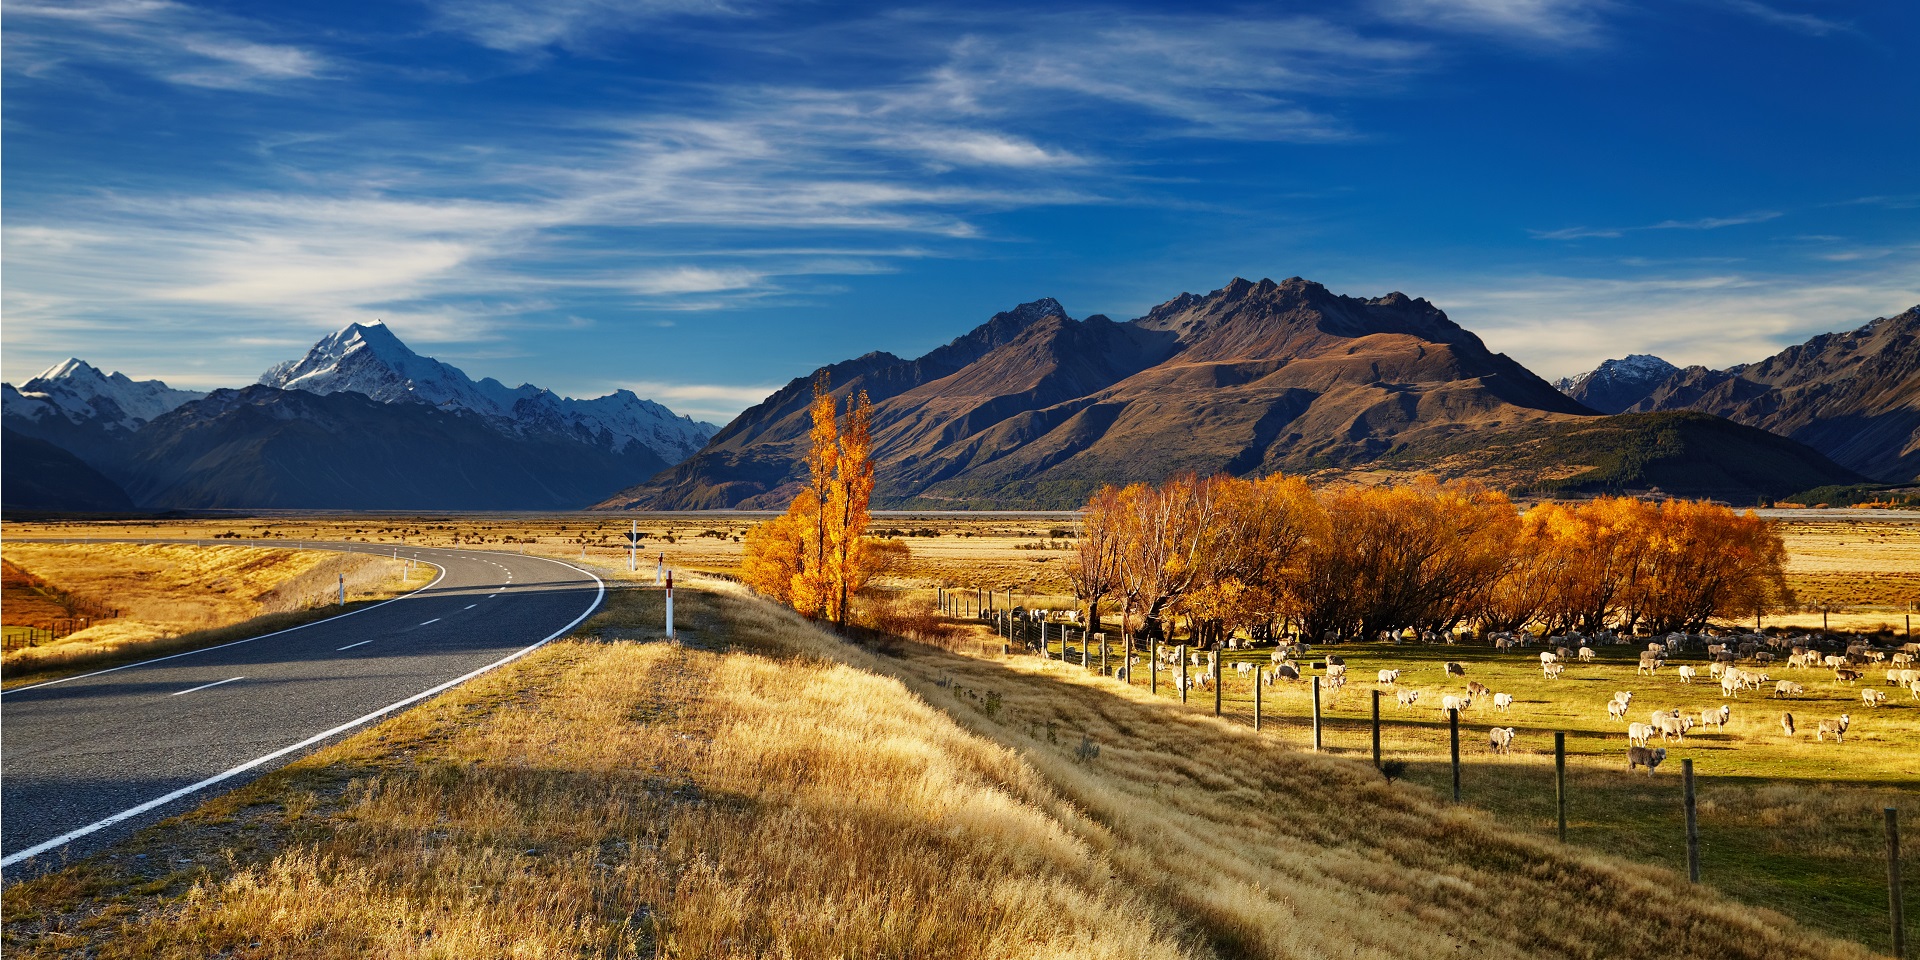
left=1, top=540, right=604, bottom=872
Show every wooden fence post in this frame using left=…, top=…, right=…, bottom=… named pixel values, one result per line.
left=1684, top=759, right=1700, bottom=884
left=1151, top=638, right=1158, bottom=693
left=1555, top=731, right=1567, bottom=843
left=1890, top=807, right=1906, bottom=960
left=1312, top=680, right=1322, bottom=752
left=1449, top=708, right=1461, bottom=802
left=1254, top=666, right=1263, bottom=730
left=1101, top=631, right=1109, bottom=675
left=1181, top=646, right=1189, bottom=704
left=1371, top=689, right=1381, bottom=769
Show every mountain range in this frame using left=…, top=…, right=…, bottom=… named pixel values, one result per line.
left=603, top=277, right=1883, bottom=510
left=1554, top=305, right=1920, bottom=482
left=2, top=325, right=718, bottom=511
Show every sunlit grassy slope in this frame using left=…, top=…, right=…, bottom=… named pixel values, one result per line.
left=4, top=574, right=1887, bottom=959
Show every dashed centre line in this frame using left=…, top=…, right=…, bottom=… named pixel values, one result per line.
left=420, top=618, right=440, bottom=626
left=337, top=640, right=373, bottom=651
left=172, top=676, right=245, bottom=697
left=464, top=604, right=476, bottom=610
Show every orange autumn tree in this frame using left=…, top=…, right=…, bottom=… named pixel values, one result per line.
left=740, top=374, right=896, bottom=628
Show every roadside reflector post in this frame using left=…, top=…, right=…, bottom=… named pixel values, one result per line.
left=1449, top=707, right=1461, bottom=802
left=1555, top=731, right=1568, bottom=842
left=665, top=570, right=675, bottom=640
left=338, top=574, right=344, bottom=606
left=1684, top=758, right=1700, bottom=884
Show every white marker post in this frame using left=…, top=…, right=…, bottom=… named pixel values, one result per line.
left=656, top=552, right=664, bottom=586
left=629, top=519, right=638, bottom=573
left=665, top=570, right=675, bottom=640
left=338, top=574, right=345, bottom=606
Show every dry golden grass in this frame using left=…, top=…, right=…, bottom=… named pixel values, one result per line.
left=4, top=581, right=1189, bottom=960
left=0, top=543, right=424, bottom=685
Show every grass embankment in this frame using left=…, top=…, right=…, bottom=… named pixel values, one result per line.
left=1, top=543, right=430, bottom=688
left=5, top=576, right=1880, bottom=959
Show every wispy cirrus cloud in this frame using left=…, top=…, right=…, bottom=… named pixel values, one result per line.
left=1372, top=0, right=1609, bottom=46
left=1530, top=209, right=1781, bottom=240
left=1722, top=0, right=1848, bottom=36
left=427, top=0, right=750, bottom=53
left=3, top=0, right=329, bottom=89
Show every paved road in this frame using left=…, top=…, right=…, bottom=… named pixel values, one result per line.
left=1, top=540, right=604, bottom=872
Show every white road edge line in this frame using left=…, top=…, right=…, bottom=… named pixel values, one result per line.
left=420, top=619, right=440, bottom=626
left=1, top=555, right=605, bottom=871
left=2, top=543, right=448, bottom=696
left=171, top=676, right=245, bottom=696
left=464, top=605, right=476, bottom=610
left=337, top=640, right=374, bottom=651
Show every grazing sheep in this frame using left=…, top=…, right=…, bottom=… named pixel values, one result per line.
left=1541, top=651, right=1559, bottom=665
left=1467, top=680, right=1490, bottom=699
left=1543, top=662, right=1566, bottom=679
left=1824, top=654, right=1847, bottom=669
left=1702, top=704, right=1730, bottom=730
left=1817, top=714, right=1851, bottom=743
left=1613, top=691, right=1634, bottom=708
left=1677, top=665, right=1698, bottom=683
left=1276, top=663, right=1301, bottom=681
left=1627, top=745, right=1668, bottom=775
left=1910, top=678, right=1920, bottom=700
left=1709, top=661, right=1726, bottom=679
left=1607, top=698, right=1630, bottom=720
left=1377, top=668, right=1400, bottom=685
left=1396, top=688, right=1422, bottom=708
left=1578, top=646, right=1597, bottom=662
left=1493, top=692, right=1515, bottom=711
left=1441, top=694, right=1473, bottom=714
left=1444, top=661, right=1467, bottom=677
left=1720, top=672, right=1742, bottom=699
left=1653, top=713, right=1690, bottom=741
left=1637, top=654, right=1664, bottom=676
left=1835, top=668, right=1864, bottom=684
left=1863, top=689, right=1888, bottom=708
left=1781, top=713, right=1796, bottom=736
left=1774, top=680, right=1806, bottom=698
left=1327, top=655, right=1346, bottom=667
left=1488, top=727, right=1516, bottom=754
left=1627, top=722, right=1655, bottom=747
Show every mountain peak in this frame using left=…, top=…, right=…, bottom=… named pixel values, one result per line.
left=6, top=358, right=205, bottom=432
left=1555, top=354, right=1680, bottom=414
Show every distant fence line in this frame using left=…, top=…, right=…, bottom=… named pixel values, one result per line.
left=935, top=585, right=1912, bottom=958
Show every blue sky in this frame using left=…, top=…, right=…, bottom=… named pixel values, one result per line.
left=4, top=0, right=1915, bottom=423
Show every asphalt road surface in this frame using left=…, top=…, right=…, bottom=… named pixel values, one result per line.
left=1, top=540, right=604, bottom=873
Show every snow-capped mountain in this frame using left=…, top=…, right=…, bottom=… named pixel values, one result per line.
left=3, top=359, right=205, bottom=431
left=258, top=322, right=719, bottom=463
left=1554, top=354, right=1680, bottom=414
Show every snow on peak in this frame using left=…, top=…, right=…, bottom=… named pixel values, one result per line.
left=260, top=321, right=718, bottom=463
left=4, top=359, right=205, bottom=431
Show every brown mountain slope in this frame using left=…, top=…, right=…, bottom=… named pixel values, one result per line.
left=601, top=277, right=1859, bottom=509
left=1630, top=305, right=1920, bottom=481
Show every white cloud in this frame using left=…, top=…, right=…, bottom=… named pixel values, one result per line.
left=1372, top=0, right=1608, bottom=45
left=428, top=0, right=745, bottom=53
left=1423, top=257, right=1920, bottom=378
left=628, top=267, right=763, bottom=295
left=1532, top=209, right=1783, bottom=240
left=618, top=379, right=783, bottom=420
left=3, top=0, right=329, bottom=89
left=1722, top=0, right=1847, bottom=36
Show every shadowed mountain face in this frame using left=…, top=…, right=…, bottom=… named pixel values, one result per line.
left=1629, top=306, right=1920, bottom=482
left=1554, top=354, right=1680, bottom=414
left=1, top=427, right=135, bottom=513
left=604, top=277, right=1659, bottom=509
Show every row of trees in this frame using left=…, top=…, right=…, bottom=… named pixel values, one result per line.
left=741, top=374, right=904, bottom=627
left=1070, top=474, right=1791, bottom=645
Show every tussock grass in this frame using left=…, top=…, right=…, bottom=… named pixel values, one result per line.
left=2, top=570, right=1893, bottom=958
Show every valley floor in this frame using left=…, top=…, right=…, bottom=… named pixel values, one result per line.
left=3, top=569, right=1892, bottom=959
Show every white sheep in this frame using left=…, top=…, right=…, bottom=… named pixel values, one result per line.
left=1540, top=651, right=1558, bottom=665
left=1627, top=722, right=1654, bottom=747
left=1441, top=694, right=1472, bottom=714
left=1863, top=689, right=1888, bottom=708
left=1613, top=691, right=1634, bottom=707
left=1493, top=692, right=1514, bottom=711
left=1578, top=646, right=1597, bottom=662
left=1607, top=698, right=1630, bottom=721
left=1542, top=662, right=1565, bottom=680
left=1701, top=704, right=1730, bottom=730
left=1677, top=665, right=1698, bottom=684
left=1488, top=727, right=1516, bottom=754
left=1817, top=714, right=1851, bottom=743
left=1397, top=688, right=1422, bottom=708
left=1377, top=668, right=1400, bottom=685
left=1773, top=680, right=1806, bottom=698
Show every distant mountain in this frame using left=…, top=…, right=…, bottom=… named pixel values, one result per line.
left=1554, top=354, right=1679, bottom=414
left=1, top=427, right=135, bottom=513
left=1629, top=305, right=1920, bottom=482
left=602, top=277, right=1850, bottom=509
left=2, top=360, right=206, bottom=472
left=259, top=322, right=718, bottom=463
left=118, top=386, right=667, bottom=510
